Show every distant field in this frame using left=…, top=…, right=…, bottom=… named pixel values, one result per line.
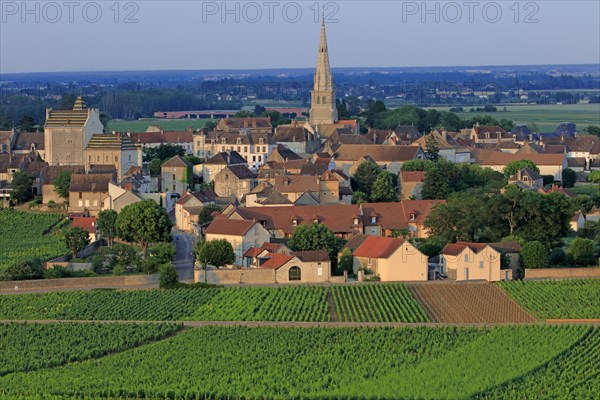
left=430, top=103, right=600, bottom=132
left=107, top=118, right=211, bottom=133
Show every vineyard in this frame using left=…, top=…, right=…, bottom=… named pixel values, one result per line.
left=0, top=324, right=595, bottom=399
left=331, top=284, right=429, bottom=322
left=409, top=282, right=537, bottom=323
left=0, top=209, right=68, bottom=271
left=498, top=279, right=600, bottom=319
left=0, top=322, right=181, bottom=376
left=0, top=285, right=427, bottom=322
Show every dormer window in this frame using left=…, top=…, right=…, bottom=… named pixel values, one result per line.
left=292, top=219, right=298, bottom=226
left=371, top=216, right=377, bottom=224
left=221, top=138, right=226, bottom=144
left=259, top=138, right=264, bottom=144
left=410, top=213, right=416, bottom=221
left=313, top=219, right=319, bottom=224
left=236, top=138, right=242, bottom=144
left=354, top=218, right=359, bottom=225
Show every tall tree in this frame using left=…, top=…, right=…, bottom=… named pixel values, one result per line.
left=53, top=170, right=72, bottom=199
left=562, top=168, right=576, bottom=188
left=520, top=241, right=549, bottom=269
left=569, top=237, right=597, bottom=266
left=370, top=172, right=398, bottom=203
left=196, top=239, right=235, bottom=268
left=96, top=209, right=118, bottom=247
left=351, top=161, right=381, bottom=197
left=63, top=227, right=90, bottom=258
left=288, top=223, right=340, bottom=261
left=199, top=204, right=223, bottom=225
left=116, top=200, right=173, bottom=255
left=9, top=172, right=33, bottom=205
left=421, top=160, right=462, bottom=200
left=424, top=135, right=440, bottom=161
left=503, top=160, right=539, bottom=178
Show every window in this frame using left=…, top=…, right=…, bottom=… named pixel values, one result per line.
left=97, top=156, right=100, bottom=162
left=88, top=155, right=91, bottom=162
left=105, top=156, right=109, bottom=162
left=479, top=261, right=484, bottom=269
left=85, top=200, right=90, bottom=207
left=221, top=146, right=225, bottom=152
left=258, top=156, right=262, bottom=162
left=371, top=216, right=376, bottom=223
left=252, top=156, right=256, bottom=162
left=173, top=184, right=176, bottom=191
left=225, top=174, right=229, bottom=180
left=259, top=138, right=264, bottom=145
left=410, top=213, right=416, bottom=221
left=78, top=192, right=83, bottom=199
left=236, top=138, right=242, bottom=144
left=237, top=146, right=241, bottom=152
left=244, top=146, right=248, bottom=153
left=93, top=200, right=98, bottom=207
left=289, top=266, right=301, bottom=281
left=464, top=254, right=469, bottom=263
left=353, top=218, right=359, bottom=225
left=292, top=219, right=298, bottom=226
left=115, top=156, right=118, bottom=162
left=129, top=155, right=132, bottom=162
left=317, top=267, right=323, bottom=276
left=221, top=138, right=226, bottom=144
left=172, top=174, right=176, bottom=180
left=78, top=200, right=83, bottom=207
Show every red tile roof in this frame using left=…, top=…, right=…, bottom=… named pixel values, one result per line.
left=353, top=236, right=404, bottom=259
left=400, top=171, right=427, bottom=183
left=441, top=242, right=488, bottom=256
left=71, top=217, right=97, bottom=234
left=261, top=254, right=294, bottom=269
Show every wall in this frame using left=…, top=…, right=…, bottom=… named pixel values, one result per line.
left=275, top=260, right=331, bottom=283
left=525, top=267, right=600, bottom=279
left=197, top=268, right=276, bottom=285
left=0, top=274, right=159, bottom=291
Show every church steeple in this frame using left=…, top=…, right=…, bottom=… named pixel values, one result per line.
left=310, top=17, right=337, bottom=126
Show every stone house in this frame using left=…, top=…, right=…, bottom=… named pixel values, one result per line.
left=174, top=191, right=218, bottom=232
left=84, top=133, right=141, bottom=181
left=508, top=168, right=544, bottom=191
left=200, top=151, right=247, bottom=184
left=352, top=236, right=428, bottom=281
left=127, top=127, right=194, bottom=155
left=399, top=171, right=426, bottom=200
left=161, top=155, right=192, bottom=195
left=440, top=242, right=508, bottom=282
left=261, top=250, right=332, bottom=283
left=213, top=165, right=257, bottom=201
left=333, top=144, right=425, bottom=175
left=273, top=124, right=321, bottom=155
left=68, top=173, right=114, bottom=216
left=41, top=165, right=85, bottom=204
left=204, top=218, right=271, bottom=265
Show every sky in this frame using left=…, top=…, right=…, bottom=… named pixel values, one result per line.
left=1, top=1, right=599, bottom=73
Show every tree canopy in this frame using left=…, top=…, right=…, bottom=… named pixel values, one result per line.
left=288, top=223, right=341, bottom=261
left=96, top=210, right=118, bottom=247
left=370, top=172, right=398, bottom=203
left=9, top=172, right=33, bottom=205
left=195, top=239, right=235, bottom=268
left=503, top=160, right=540, bottom=178
left=63, top=227, right=90, bottom=258
left=520, top=241, right=549, bottom=269
left=116, top=200, right=173, bottom=254
left=53, top=170, right=72, bottom=199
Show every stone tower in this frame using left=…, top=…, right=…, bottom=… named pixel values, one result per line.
left=309, top=18, right=338, bottom=126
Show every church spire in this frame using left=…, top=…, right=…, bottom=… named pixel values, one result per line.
left=310, top=18, right=337, bottom=126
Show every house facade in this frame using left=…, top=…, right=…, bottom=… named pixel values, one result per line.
left=161, top=155, right=192, bottom=195
left=440, top=242, right=506, bottom=282
left=204, top=219, right=271, bottom=265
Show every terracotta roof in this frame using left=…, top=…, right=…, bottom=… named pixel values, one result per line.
left=472, top=125, right=510, bottom=140
left=274, top=175, right=320, bottom=193
left=218, top=117, right=271, bottom=130
left=205, top=218, right=257, bottom=236
left=260, top=253, right=294, bottom=269
left=442, top=242, right=488, bottom=256
left=353, top=236, right=404, bottom=259
left=127, top=130, right=193, bottom=145
left=274, top=126, right=313, bottom=143
left=161, top=155, right=192, bottom=168
left=69, top=173, right=113, bottom=193
left=400, top=171, right=427, bottom=183
left=291, top=250, right=330, bottom=262
left=42, top=165, right=85, bottom=185
left=342, top=234, right=370, bottom=252
left=333, top=144, right=422, bottom=162
left=489, top=242, right=522, bottom=253
left=71, top=217, right=97, bottom=234
left=335, top=135, right=373, bottom=145
left=205, top=151, right=246, bottom=165
left=13, top=132, right=44, bottom=151
left=567, top=157, right=586, bottom=168
left=471, top=148, right=566, bottom=167
left=218, top=165, right=255, bottom=180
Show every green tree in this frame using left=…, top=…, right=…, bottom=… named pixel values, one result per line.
left=503, top=160, right=540, bottom=178
left=421, top=160, right=462, bottom=200
left=370, top=171, right=398, bottom=203
left=351, top=191, right=369, bottom=204
left=400, top=159, right=434, bottom=171
left=53, top=170, right=72, bottom=199
left=573, top=195, right=594, bottom=214
left=562, top=168, right=576, bottom=188
left=520, top=241, right=549, bottom=269
left=196, top=239, right=235, bottom=268
left=339, top=248, right=353, bottom=275
left=149, top=158, right=163, bottom=176
left=585, top=125, right=600, bottom=136
left=351, top=160, right=381, bottom=197
left=63, top=227, right=90, bottom=258
left=288, top=223, right=340, bottom=261
left=587, top=171, right=600, bottom=183
left=143, top=143, right=185, bottom=162
left=424, top=135, right=440, bottom=161
left=569, top=237, right=597, bottom=266
left=9, top=172, right=33, bottom=205
left=199, top=204, right=223, bottom=225
left=2, top=259, right=44, bottom=281
left=17, top=114, right=35, bottom=132
left=96, top=210, right=118, bottom=247
left=116, top=200, right=173, bottom=255
left=111, top=243, right=140, bottom=269
left=149, top=242, right=176, bottom=264
left=159, top=263, right=179, bottom=288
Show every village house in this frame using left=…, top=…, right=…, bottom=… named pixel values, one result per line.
left=200, top=151, right=246, bottom=184
left=332, top=144, right=426, bottom=175
left=174, top=191, right=218, bottom=233
left=273, top=124, right=321, bottom=154
left=44, top=96, right=104, bottom=166
left=243, top=242, right=291, bottom=267
left=261, top=250, right=332, bottom=283
left=103, top=183, right=144, bottom=213
left=11, top=131, right=45, bottom=160
left=220, top=200, right=442, bottom=240
left=213, top=165, right=257, bottom=201
left=471, top=149, right=567, bottom=181
left=41, top=165, right=85, bottom=204
left=127, top=126, right=194, bottom=154
left=399, top=171, right=426, bottom=200
left=84, top=133, right=141, bottom=181
left=469, top=124, right=514, bottom=144
left=352, top=235, right=428, bottom=281
left=571, top=211, right=585, bottom=232
left=244, top=183, right=294, bottom=207
left=204, top=218, right=271, bottom=265
left=272, top=172, right=340, bottom=204
left=161, top=155, right=192, bottom=195
left=440, top=242, right=508, bottom=282
left=507, top=168, right=544, bottom=191
left=68, top=173, right=114, bottom=216
left=70, top=216, right=98, bottom=242
left=411, top=129, right=471, bottom=163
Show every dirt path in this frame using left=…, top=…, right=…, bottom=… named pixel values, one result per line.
left=326, top=291, right=339, bottom=322
left=1, top=319, right=598, bottom=328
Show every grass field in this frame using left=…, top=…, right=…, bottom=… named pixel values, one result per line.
left=430, top=103, right=600, bottom=132
left=107, top=118, right=211, bottom=132
left=0, top=324, right=595, bottom=399
left=571, top=183, right=599, bottom=196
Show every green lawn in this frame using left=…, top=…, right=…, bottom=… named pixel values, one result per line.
left=571, top=184, right=599, bottom=196
left=429, top=103, right=600, bottom=132
left=107, top=118, right=211, bottom=133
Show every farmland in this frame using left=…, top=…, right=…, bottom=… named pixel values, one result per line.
left=0, top=324, right=595, bottom=399
left=499, top=279, right=600, bottom=319
left=430, top=103, right=600, bottom=133
left=0, top=209, right=68, bottom=272
left=331, top=283, right=429, bottom=322
left=0, top=322, right=181, bottom=376
left=409, top=282, right=537, bottom=323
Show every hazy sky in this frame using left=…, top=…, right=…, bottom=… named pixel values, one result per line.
left=1, top=1, right=599, bottom=73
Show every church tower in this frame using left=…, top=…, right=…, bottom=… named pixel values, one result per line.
left=309, top=18, right=338, bottom=126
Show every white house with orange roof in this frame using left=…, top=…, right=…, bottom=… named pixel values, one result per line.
left=440, top=242, right=506, bottom=282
